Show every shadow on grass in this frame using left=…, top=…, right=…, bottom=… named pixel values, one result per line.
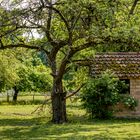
left=0, top=117, right=44, bottom=126
left=0, top=100, right=44, bottom=105
left=0, top=115, right=140, bottom=140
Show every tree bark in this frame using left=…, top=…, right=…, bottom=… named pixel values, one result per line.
left=7, top=92, right=9, bottom=102
left=51, top=79, right=67, bottom=123
left=13, top=86, right=19, bottom=102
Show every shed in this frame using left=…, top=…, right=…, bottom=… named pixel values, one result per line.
left=80, top=52, right=140, bottom=117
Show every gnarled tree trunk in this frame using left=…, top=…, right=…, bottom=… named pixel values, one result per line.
left=51, top=79, right=67, bottom=123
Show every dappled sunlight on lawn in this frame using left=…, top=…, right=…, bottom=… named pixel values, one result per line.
left=0, top=102, right=140, bottom=139
left=1, top=115, right=140, bottom=139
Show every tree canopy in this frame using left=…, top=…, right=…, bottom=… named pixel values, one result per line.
left=0, top=48, right=52, bottom=94
left=0, top=49, right=20, bottom=91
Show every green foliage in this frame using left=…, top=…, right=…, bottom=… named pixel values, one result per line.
left=0, top=48, right=52, bottom=93
left=81, top=71, right=138, bottom=119
left=117, top=80, right=129, bottom=94
left=81, top=71, right=120, bottom=119
left=0, top=49, right=20, bottom=91
left=120, top=95, right=138, bottom=110
left=27, top=65, right=52, bottom=92
left=64, top=67, right=88, bottom=92
left=15, top=50, right=52, bottom=92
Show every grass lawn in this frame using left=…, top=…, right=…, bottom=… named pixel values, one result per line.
left=0, top=99, right=140, bottom=140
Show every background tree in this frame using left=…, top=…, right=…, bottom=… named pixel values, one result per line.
left=13, top=49, right=52, bottom=102
left=0, top=49, right=20, bottom=91
left=0, top=48, right=52, bottom=102
left=0, top=0, right=140, bottom=123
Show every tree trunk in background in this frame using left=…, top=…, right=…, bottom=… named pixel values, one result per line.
left=13, top=86, right=19, bottom=102
left=7, top=92, right=9, bottom=102
left=51, top=79, right=67, bottom=123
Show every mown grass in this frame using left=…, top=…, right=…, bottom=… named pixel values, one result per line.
left=0, top=98, right=140, bottom=140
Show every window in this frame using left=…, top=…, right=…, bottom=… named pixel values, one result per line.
left=117, top=79, right=130, bottom=94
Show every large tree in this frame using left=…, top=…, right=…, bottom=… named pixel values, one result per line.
left=0, top=0, right=140, bottom=123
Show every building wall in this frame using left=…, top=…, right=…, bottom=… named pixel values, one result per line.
left=116, top=79, right=140, bottom=118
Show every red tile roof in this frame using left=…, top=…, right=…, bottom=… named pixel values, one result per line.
left=89, top=52, right=140, bottom=78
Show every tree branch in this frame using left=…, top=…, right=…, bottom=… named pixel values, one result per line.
left=0, top=27, right=18, bottom=38
left=40, top=0, right=45, bottom=7
left=55, top=40, right=99, bottom=82
left=45, top=5, right=70, bottom=33
left=71, top=41, right=99, bottom=55
left=65, top=84, right=85, bottom=99
left=46, top=3, right=53, bottom=42
left=129, top=0, right=139, bottom=17
left=72, top=59, right=92, bottom=66
left=0, top=44, right=49, bottom=55
left=0, top=39, right=4, bottom=48
left=71, top=11, right=81, bottom=31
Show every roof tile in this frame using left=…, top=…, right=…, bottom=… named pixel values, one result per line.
left=89, top=52, right=140, bottom=78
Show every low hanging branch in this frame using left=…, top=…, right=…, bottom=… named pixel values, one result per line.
left=31, top=83, right=85, bottom=114
left=0, top=43, right=50, bottom=55
left=0, top=44, right=39, bottom=50
left=65, top=84, right=85, bottom=99
left=31, top=98, right=51, bottom=114
left=129, top=0, right=139, bottom=16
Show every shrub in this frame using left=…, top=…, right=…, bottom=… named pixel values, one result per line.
left=81, top=71, right=120, bottom=119
left=81, top=71, right=138, bottom=119
left=120, top=95, right=138, bottom=110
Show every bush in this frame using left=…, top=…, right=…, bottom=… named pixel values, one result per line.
left=81, top=71, right=138, bottom=119
left=81, top=71, right=120, bottom=119
left=120, top=95, right=138, bottom=110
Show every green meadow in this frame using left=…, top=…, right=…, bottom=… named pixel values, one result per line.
left=0, top=99, right=140, bottom=140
